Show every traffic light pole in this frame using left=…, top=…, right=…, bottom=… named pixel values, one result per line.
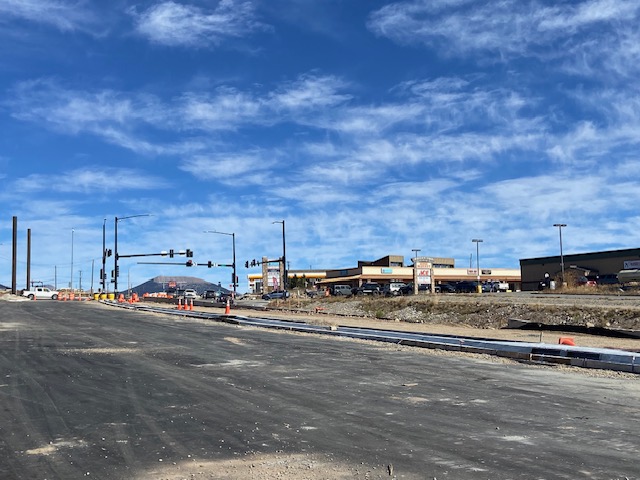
left=114, top=214, right=151, bottom=294
left=203, top=231, right=237, bottom=298
left=101, top=218, right=107, bottom=293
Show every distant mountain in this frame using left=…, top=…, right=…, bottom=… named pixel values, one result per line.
left=0, top=283, right=9, bottom=290
left=129, top=275, right=230, bottom=296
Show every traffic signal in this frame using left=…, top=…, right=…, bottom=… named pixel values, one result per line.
left=106, top=249, right=112, bottom=257
left=207, top=261, right=213, bottom=268
left=251, top=259, right=256, bottom=267
left=186, top=260, right=194, bottom=267
left=116, top=266, right=120, bottom=277
left=186, top=249, right=193, bottom=257
left=169, top=249, right=174, bottom=258
left=245, top=261, right=249, bottom=268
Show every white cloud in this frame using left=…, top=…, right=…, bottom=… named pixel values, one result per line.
left=9, top=79, right=163, bottom=130
left=367, top=0, right=640, bottom=71
left=9, top=168, right=169, bottom=195
left=132, top=0, right=268, bottom=48
left=269, top=74, right=352, bottom=111
left=179, top=88, right=263, bottom=130
left=0, top=0, right=97, bottom=32
left=179, top=151, right=276, bottom=182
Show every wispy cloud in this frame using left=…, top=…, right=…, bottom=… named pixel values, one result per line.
left=132, top=0, right=268, bottom=48
left=269, top=74, right=352, bottom=111
left=367, top=0, right=640, bottom=73
left=179, top=151, right=277, bottom=185
left=0, top=0, right=97, bottom=32
left=9, top=168, right=169, bottom=195
left=6, top=73, right=354, bottom=152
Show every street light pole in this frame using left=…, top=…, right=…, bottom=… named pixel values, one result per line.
left=204, top=230, right=237, bottom=298
left=70, top=228, right=74, bottom=290
left=472, top=239, right=483, bottom=293
left=272, top=220, right=286, bottom=292
left=102, top=218, right=107, bottom=293
left=553, top=223, right=567, bottom=286
left=411, top=248, right=421, bottom=295
left=114, top=214, right=150, bottom=294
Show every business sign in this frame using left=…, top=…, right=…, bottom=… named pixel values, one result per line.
left=381, top=268, right=393, bottom=274
left=417, top=269, right=431, bottom=285
left=416, top=262, right=432, bottom=269
left=482, top=269, right=492, bottom=275
left=467, top=269, right=478, bottom=276
left=268, top=266, right=280, bottom=290
left=624, top=260, right=640, bottom=269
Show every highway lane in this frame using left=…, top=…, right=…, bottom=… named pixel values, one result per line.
left=1, top=301, right=639, bottom=479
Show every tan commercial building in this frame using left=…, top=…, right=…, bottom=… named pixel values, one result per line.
left=319, top=255, right=520, bottom=290
left=247, top=255, right=521, bottom=293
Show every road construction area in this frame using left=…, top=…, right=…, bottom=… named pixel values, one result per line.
left=1, top=300, right=639, bottom=479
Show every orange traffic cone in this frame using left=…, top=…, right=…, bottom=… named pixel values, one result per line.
left=559, top=337, right=576, bottom=346
left=177, top=298, right=183, bottom=310
left=225, top=298, right=230, bottom=314
left=189, top=299, right=194, bottom=311
left=118, top=293, right=125, bottom=303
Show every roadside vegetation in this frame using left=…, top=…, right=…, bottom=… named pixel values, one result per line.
left=278, top=291, right=640, bottom=331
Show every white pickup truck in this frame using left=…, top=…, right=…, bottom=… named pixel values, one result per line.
left=22, top=286, right=59, bottom=300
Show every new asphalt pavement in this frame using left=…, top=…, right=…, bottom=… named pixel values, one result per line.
left=1, top=300, right=639, bottom=479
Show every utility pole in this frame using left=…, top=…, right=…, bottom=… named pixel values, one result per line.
left=553, top=224, right=567, bottom=286
left=412, top=248, right=421, bottom=295
left=273, top=220, right=286, bottom=292
left=472, top=239, right=483, bottom=293
left=11, top=216, right=17, bottom=295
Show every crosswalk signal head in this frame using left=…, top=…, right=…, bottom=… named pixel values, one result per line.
left=186, top=249, right=193, bottom=257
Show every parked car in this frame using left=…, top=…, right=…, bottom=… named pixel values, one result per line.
left=398, top=283, right=430, bottom=295
left=454, top=281, right=478, bottom=293
left=262, top=290, right=290, bottom=300
left=435, top=283, right=457, bottom=293
left=353, top=282, right=382, bottom=295
left=306, top=289, right=325, bottom=298
left=595, top=274, right=619, bottom=285
left=330, top=285, right=353, bottom=296
left=482, top=282, right=498, bottom=293
left=383, top=282, right=407, bottom=296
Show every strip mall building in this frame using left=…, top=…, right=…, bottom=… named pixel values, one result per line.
left=248, top=255, right=521, bottom=294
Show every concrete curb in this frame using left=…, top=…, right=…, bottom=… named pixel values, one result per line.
left=102, top=301, right=639, bottom=374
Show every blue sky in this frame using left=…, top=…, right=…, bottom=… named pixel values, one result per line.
left=1, top=0, right=640, bottom=291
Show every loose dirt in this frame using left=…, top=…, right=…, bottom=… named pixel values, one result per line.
left=232, top=292, right=640, bottom=352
